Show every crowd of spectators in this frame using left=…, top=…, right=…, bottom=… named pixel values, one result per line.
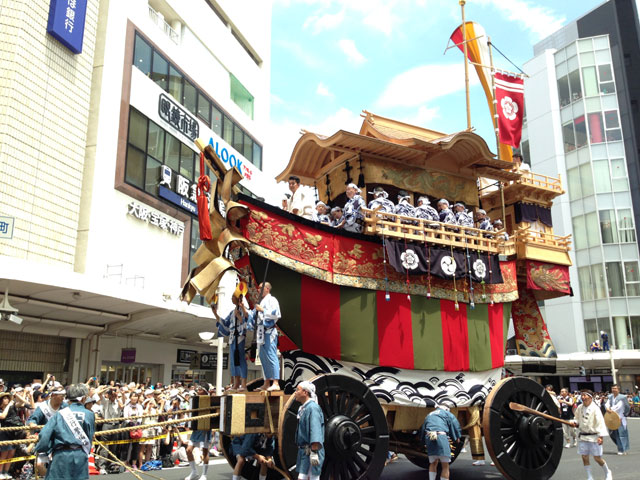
left=0, top=375, right=221, bottom=478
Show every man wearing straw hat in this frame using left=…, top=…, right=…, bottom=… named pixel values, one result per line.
left=27, top=387, right=67, bottom=477
left=571, top=389, right=612, bottom=480
left=294, top=381, right=324, bottom=480
left=605, top=384, right=630, bottom=455
left=34, top=383, right=95, bottom=480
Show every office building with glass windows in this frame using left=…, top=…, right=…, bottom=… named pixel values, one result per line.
left=0, top=0, right=272, bottom=387
left=521, top=0, right=640, bottom=392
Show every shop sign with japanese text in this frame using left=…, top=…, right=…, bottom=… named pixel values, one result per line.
left=158, top=93, right=199, bottom=141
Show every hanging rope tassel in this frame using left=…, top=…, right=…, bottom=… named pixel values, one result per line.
left=196, top=152, right=212, bottom=240
left=403, top=234, right=411, bottom=301
left=382, top=233, right=391, bottom=301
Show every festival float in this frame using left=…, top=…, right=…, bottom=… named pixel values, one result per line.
left=180, top=5, right=573, bottom=480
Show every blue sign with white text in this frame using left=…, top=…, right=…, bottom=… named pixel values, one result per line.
left=47, top=0, right=88, bottom=54
left=159, top=186, right=198, bottom=215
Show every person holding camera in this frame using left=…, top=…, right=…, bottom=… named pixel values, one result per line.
left=96, top=384, right=124, bottom=469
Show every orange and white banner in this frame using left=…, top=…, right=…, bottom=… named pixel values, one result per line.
left=449, top=21, right=513, bottom=162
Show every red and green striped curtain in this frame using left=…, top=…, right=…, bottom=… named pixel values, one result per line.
left=255, top=257, right=511, bottom=372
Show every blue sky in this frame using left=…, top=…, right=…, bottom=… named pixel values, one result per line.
left=266, top=0, right=608, bottom=180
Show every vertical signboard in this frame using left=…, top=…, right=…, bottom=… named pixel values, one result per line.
left=47, top=0, right=88, bottom=54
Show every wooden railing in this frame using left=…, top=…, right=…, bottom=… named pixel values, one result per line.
left=514, top=225, right=572, bottom=251
left=516, top=171, right=563, bottom=193
left=362, top=208, right=515, bottom=255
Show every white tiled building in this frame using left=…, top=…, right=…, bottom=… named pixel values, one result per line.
left=0, top=0, right=273, bottom=387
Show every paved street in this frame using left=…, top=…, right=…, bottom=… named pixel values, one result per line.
left=109, top=418, right=639, bottom=479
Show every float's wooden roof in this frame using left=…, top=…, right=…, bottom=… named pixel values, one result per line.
left=275, top=111, right=515, bottom=184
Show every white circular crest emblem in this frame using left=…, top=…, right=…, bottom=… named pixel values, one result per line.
left=441, top=255, right=457, bottom=276
left=501, top=96, right=518, bottom=121
left=400, top=249, right=419, bottom=270
left=473, top=259, right=487, bottom=279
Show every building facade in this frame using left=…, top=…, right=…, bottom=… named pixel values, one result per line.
left=522, top=0, right=640, bottom=391
left=0, top=0, right=273, bottom=386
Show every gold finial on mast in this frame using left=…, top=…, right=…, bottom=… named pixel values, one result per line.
left=460, top=0, right=471, bottom=130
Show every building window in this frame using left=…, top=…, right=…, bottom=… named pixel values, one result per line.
left=624, top=261, right=640, bottom=296
left=599, top=210, right=618, bottom=243
left=134, top=34, right=152, bottom=76
left=598, top=64, right=615, bottom=94
left=610, top=158, right=627, bottom=191
left=578, top=266, right=594, bottom=301
left=125, top=107, right=197, bottom=194
left=584, top=318, right=598, bottom=348
left=588, top=112, right=605, bottom=144
left=562, top=122, right=576, bottom=153
left=557, top=75, right=570, bottom=107
left=605, top=262, right=626, bottom=297
left=572, top=215, right=587, bottom=250
left=568, top=69, right=582, bottom=102
left=168, top=66, right=183, bottom=102
left=592, top=264, right=607, bottom=299
left=592, top=160, right=611, bottom=193
left=151, top=51, right=169, bottom=91
left=574, top=116, right=588, bottom=148
left=131, top=31, right=264, bottom=175
left=230, top=74, right=254, bottom=119
left=618, top=209, right=636, bottom=242
left=582, top=66, right=599, bottom=97
left=520, top=140, right=530, bottom=166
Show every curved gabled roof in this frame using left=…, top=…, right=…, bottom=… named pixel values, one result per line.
left=275, top=121, right=514, bottom=184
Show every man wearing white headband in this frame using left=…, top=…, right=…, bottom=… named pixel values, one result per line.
left=422, top=404, right=461, bottom=480
left=571, top=390, right=612, bottom=480
left=27, top=388, right=68, bottom=477
left=35, top=383, right=95, bottom=480
left=415, top=196, right=439, bottom=224
left=294, top=381, right=324, bottom=480
left=367, top=187, right=394, bottom=214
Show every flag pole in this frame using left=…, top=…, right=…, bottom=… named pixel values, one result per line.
left=488, top=36, right=507, bottom=224
left=460, top=0, right=471, bottom=130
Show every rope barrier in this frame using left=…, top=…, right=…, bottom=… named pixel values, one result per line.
left=0, top=412, right=219, bottom=447
left=0, top=405, right=219, bottom=432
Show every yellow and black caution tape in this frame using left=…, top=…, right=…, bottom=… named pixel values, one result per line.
left=0, top=454, right=36, bottom=466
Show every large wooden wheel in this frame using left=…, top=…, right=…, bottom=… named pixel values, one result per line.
left=278, top=374, right=389, bottom=480
left=483, top=377, right=563, bottom=480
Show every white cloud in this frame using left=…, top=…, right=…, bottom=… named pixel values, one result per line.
left=264, top=108, right=363, bottom=201
left=303, top=9, right=345, bottom=34
left=338, top=39, right=367, bottom=65
left=316, top=82, right=334, bottom=97
left=477, top=0, right=566, bottom=40
left=377, top=63, right=479, bottom=108
left=274, top=39, right=325, bottom=69
left=400, top=106, right=440, bottom=128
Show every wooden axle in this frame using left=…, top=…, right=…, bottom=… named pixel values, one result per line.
left=509, top=402, right=575, bottom=427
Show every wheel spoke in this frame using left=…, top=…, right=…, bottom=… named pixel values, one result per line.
left=355, top=413, right=372, bottom=427
left=360, top=426, right=375, bottom=435
left=357, top=445, right=374, bottom=459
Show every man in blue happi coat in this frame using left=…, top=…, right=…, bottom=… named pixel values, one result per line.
left=34, top=383, right=95, bottom=480
left=255, top=282, right=282, bottom=391
left=295, top=381, right=324, bottom=480
left=27, top=388, right=67, bottom=477
left=216, top=286, right=250, bottom=392
left=422, top=404, right=461, bottom=480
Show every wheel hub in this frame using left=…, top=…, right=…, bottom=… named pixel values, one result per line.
left=517, top=413, right=552, bottom=447
left=326, top=414, right=362, bottom=457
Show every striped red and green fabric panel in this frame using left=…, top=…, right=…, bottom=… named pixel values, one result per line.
left=251, top=258, right=510, bottom=372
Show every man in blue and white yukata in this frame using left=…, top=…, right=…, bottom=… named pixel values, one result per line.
left=340, top=183, right=365, bottom=233
left=216, top=290, right=250, bottom=392
left=437, top=199, right=456, bottom=225
left=453, top=203, right=474, bottom=229
left=605, top=384, right=630, bottom=455
left=414, top=196, right=439, bottom=226
left=422, top=404, right=461, bottom=480
left=34, top=384, right=95, bottom=480
left=476, top=209, right=493, bottom=232
left=312, top=201, right=331, bottom=225
left=394, top=190, right=415, bottom=223
left=255, top=282, right=282, bottom=391
left=294, top=381, right=324, bottom=480
left=367, top=186, right=394, bottom=214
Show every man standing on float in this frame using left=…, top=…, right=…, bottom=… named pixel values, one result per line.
left=254, top=282, right=281, bottom=391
